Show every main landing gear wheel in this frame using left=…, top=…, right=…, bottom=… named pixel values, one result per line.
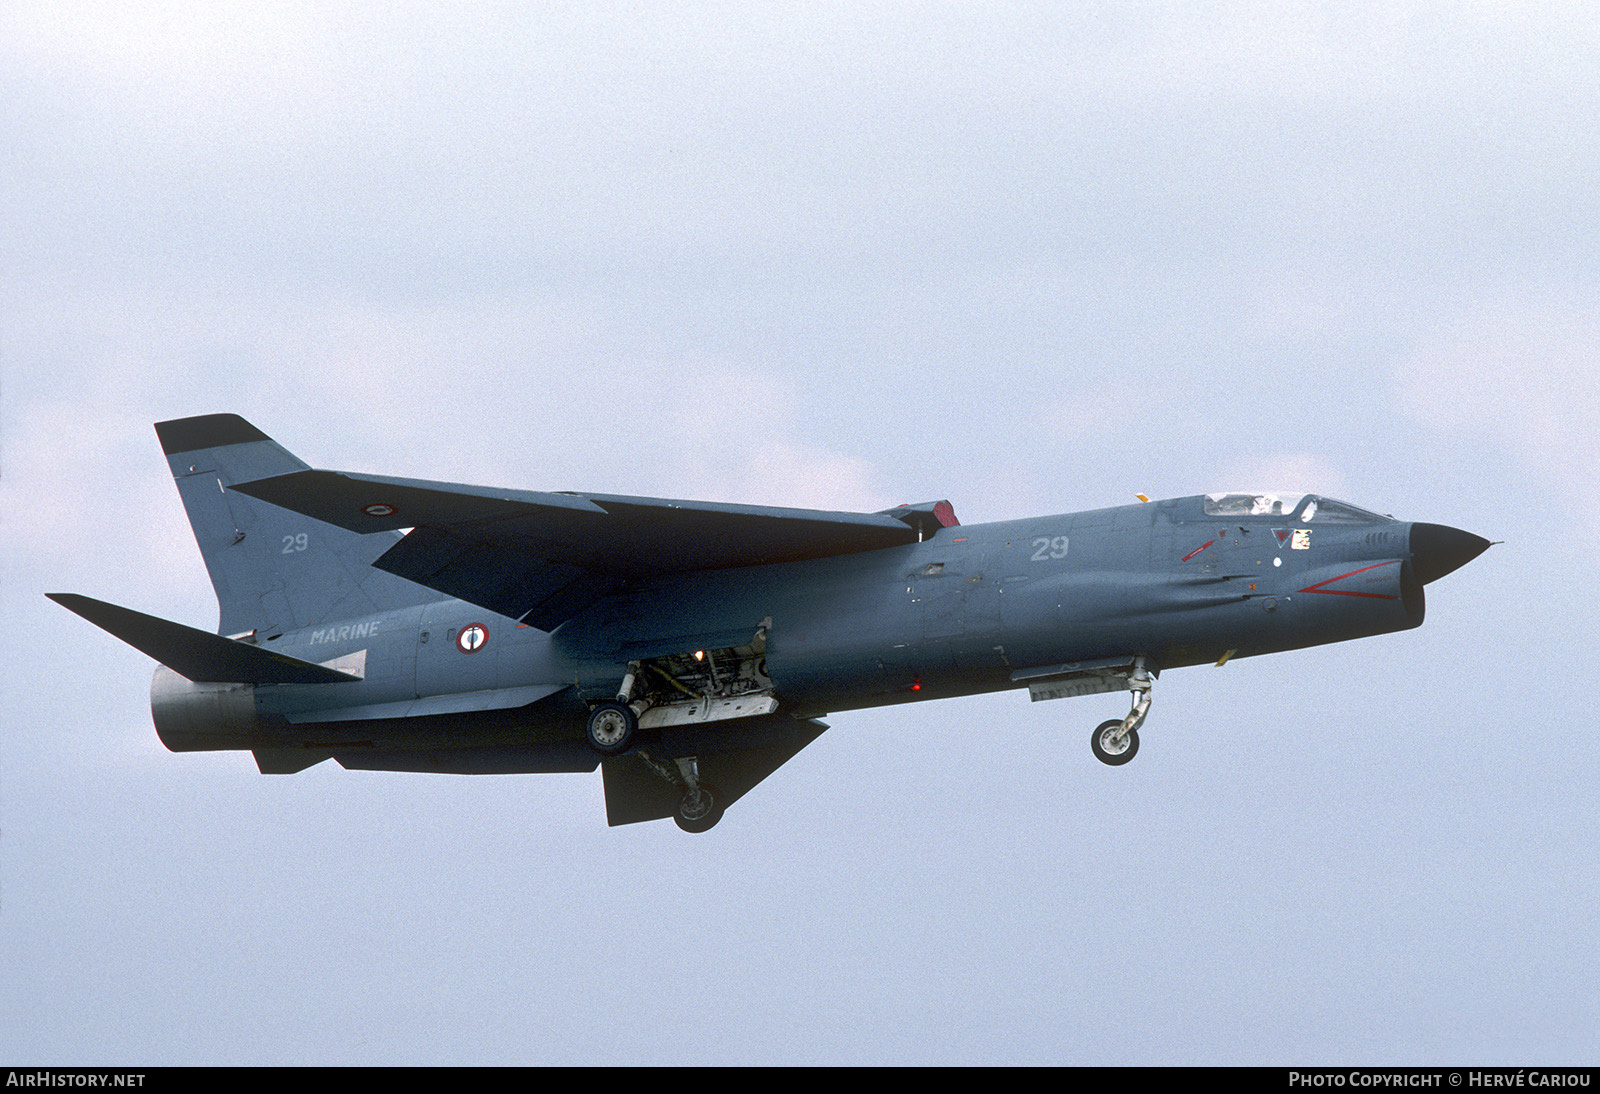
left=586, top=702, right=638, bottom=755
left=674, top=784, right=723, bottom=833
left=1091, top=719, right=1139, bottom=766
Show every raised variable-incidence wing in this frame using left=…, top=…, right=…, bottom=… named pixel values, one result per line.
left=231, top=466, right=925, bottom=630
left=51, top=414, right=1490, bottom=831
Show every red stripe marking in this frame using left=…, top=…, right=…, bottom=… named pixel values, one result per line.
left=1181, top=540, right=1214, bottom=562
left=1299, top=560, right=1402, bottom=599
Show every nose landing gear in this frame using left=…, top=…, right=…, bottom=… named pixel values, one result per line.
left=1090, top=657, right=1152, bottom=767
left=1091, top=719, right=1139, bottom=765
left=1018, top=653, right=1160, bottom=767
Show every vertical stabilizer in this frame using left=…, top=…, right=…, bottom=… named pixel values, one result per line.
left=156, top=414, right=435, bottom=636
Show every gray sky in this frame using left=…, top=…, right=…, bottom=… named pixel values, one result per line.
left=3, top=1, right=1597, bottom=1065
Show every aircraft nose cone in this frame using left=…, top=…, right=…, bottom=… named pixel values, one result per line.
left=1409, top=522, right=1492, bottom=584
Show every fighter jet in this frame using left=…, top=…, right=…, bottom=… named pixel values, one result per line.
left=50, top=414, right=1490, bottom=831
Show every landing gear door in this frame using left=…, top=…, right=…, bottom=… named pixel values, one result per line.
left=601, top=716, right=829, bottom=828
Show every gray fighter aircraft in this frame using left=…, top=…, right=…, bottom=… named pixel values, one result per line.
left=50, top=414, right=1490, bottom=831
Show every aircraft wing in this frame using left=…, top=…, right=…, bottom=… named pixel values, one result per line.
left=232, top=469, right=919, bottom=628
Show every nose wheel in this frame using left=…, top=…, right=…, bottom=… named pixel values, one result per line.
left=1090, top=656, right=1152, bottom=767
left=1091, top=720, right=1140, bottom=765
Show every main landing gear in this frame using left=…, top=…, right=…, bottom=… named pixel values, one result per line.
left=585, top=701, right=638, bottom=755
left=671, top=758, right=723, bottom=833
left=584, top=662, right=646, bottom=755
left=624, top=751, right=725, bottom=832
left=1090, top=658, right=1152, bottom=767
left=589, top=651, right=761, bottom=833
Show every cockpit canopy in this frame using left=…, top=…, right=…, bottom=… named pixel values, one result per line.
left=1202, top=493, right=1391, bottom=524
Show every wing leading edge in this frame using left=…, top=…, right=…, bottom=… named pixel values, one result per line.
left=232, top=469, right=921, bottom=628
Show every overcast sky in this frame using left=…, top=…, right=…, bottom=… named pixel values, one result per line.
left=3, top=1, right=1597, bottom=1065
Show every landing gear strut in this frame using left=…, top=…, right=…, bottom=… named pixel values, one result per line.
left=585, top=662, right=645, bottom=755
left=672, top=757, right=723, bottom=833
left=1091, top=657, right=1152, bottom=767
left=623, top=751, right=726, bottom=833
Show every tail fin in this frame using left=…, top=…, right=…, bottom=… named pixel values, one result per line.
left=156, top=414, right=435, bottom=636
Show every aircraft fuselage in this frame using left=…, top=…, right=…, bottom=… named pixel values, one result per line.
left=56, top=416, right=1489, bottom=826
left=153, top=492, right=1461, bottom=768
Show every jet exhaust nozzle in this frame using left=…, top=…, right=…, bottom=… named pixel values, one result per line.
left=150, top=665, right=266, bottom=752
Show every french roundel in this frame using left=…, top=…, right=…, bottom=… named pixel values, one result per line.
left=456, top=623, right=489, bottom=654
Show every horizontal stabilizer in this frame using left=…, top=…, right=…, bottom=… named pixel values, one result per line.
left=46, top=594, right=361, bottom=684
